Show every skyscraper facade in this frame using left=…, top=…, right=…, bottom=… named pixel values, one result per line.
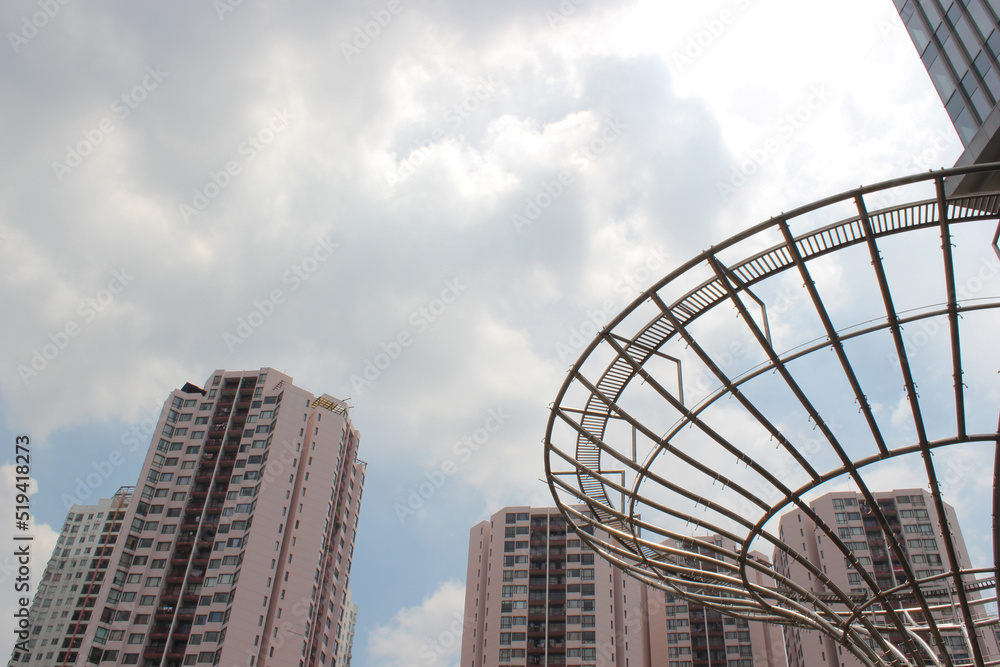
left=332, top=589, right=357, bottom=667
left=10, top=488, right=133, bottom=666
left=894, top=0, right=1000, bottom=189
left=776, top=489, right=998, bottom=667
left=461, top=506, right=786, bottom=667
left=13, top=368, right=366, bottom=667
left=643, top=535, right=786, bottom=667
left=462, top=506, right=648, bottom=667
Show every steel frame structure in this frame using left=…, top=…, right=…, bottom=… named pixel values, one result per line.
left=544, top=164, right=1000, bottom=667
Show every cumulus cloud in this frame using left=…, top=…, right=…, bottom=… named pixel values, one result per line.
left=368, top=580, right=467, bottom=667
left=1, top=0, right=990, bottom=665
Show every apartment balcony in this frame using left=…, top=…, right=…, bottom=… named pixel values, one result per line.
left=143, top=644, right=165, bottom=660
left=185, top=501, right=204, bottom=515
left=155, top=605, right=176, bottom=619
left=150, top=624, right=171, bottom=640
left=176, top=532, right=198, bottom=546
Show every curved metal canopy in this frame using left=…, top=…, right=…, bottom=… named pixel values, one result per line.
left=545, top=164, right=1000, bottom=667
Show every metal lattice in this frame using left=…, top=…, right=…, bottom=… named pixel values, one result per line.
left=544, top=164, right=1000, bottom=667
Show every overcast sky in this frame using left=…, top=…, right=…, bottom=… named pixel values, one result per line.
left=0, top=0, right=988, bottom=665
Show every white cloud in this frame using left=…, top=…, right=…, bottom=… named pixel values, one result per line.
left=0, top=1, right=995, bottom=665
left=367, top=580, right=467, bottom=667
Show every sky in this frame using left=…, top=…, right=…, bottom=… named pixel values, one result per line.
left=0, top=0, right=991, bottom=665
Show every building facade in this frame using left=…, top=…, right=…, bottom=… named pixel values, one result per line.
left=332, top=589, right=357, bottom=667
left=462, top=506, right=648, bottom=667
left=461, top=506, right=786, bottom=667
left=894, top=0, right=1000, bottom=190
left=12, top=368, right=366, bottom=667
left=10, top=488, right=133, bottom=666
left=643, top=535, right=786, bottom=667
left=776, top=489, right=998, bottom=667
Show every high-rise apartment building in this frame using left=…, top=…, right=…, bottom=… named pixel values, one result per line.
left=10, top=488, right=133, bottom=666
left=332, top=589, right=357, bottom=667
left=894, top=0, right=1000, bottom=191
left=462, top=506, right=648, bottom=667
left=461, top=506, right=786, bottom=667
left=643, top=535, right=786, bottom=667
left=776, top=489, right=998, bottom=667
left=12, top=368, right=366, bottom=667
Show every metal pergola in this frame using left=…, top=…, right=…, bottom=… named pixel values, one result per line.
left=544, top=164, right=1000, bottom=667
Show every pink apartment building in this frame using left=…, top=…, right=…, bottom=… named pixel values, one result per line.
left=18, top=368, right=366, bottom=667
left=461, top=506, right=785, bottom=667
left=776, top=489, right=997, bottom=667
left=9, top=488, right=133, bottom=666
left=462, top=506, right=648, bottom=667
left=643, top=535, right=785, bottom=667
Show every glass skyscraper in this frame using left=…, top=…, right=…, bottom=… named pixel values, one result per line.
left=895, top=0, right=1000, bottom=189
